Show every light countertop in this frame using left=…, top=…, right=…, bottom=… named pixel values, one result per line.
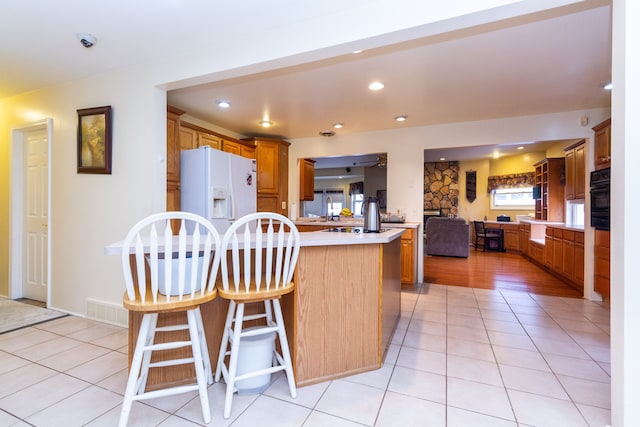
left=294, top=218, right=421, bottom=229
left=105, top=227, right=405, bottom=255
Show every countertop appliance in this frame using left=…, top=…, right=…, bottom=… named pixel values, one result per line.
left=590, top=167, right=610, bottom=231
left=181, top=147, right=257, bottom=233
left=363, top=197, right=381, bottom=232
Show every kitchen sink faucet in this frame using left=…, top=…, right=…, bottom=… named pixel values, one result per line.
left=326, top=195, right=333, bottom=221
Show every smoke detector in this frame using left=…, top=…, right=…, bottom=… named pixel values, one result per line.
left=77, top=33, right=97, bottom=48
left=319, top=130, right=336, bottom=137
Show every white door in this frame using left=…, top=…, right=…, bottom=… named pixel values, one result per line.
left=23, top=127, right=48, bottom=301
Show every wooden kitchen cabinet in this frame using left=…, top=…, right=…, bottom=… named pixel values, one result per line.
left=544, top=226, right=584, bottom=290
left=594, top=229, right=610, bottom=300
left=544, top=228, right=553, bottom=268
left=166, top=106, right=184, bottom=212
left=502, top=224, right=519, bottom=251
left=199, top=132, right=221, bottom=149
left=564, top=140, right=586, bottom=200
left=300, top=159, right=315, bottom=201
left=244, top=137, right=290, bottom=216
left=534, top=158, right=565, bottom=222
left=221, top=138, right=255, bottom=159
left=518, top=223, right=530, bottom=255
left=179, top=125, right=198, bottom=150
left=400, top=228, right=415, bottom=285
left=593, top=118, right=611, bottom=170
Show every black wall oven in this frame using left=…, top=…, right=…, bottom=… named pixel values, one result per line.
left=590, top=168, right=610, bottom=231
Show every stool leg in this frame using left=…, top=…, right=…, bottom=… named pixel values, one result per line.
left=194, top=306, right=213, bottom=384
left=215, top=300, right=236, bottom=383
left=137, top=313, right=158, bottom=394
left=187, top=309, right=211, bottom=424
left=223, top=302, right=245, bottom=419
left=119, top=313, right=153, bottom=427
left=273, top=299, right=296, bottom=398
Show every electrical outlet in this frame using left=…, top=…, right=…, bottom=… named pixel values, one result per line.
left=282, top=201, right=287, bottom=210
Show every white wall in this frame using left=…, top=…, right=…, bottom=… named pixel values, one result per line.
left=1, top=68, right=166, bottom=315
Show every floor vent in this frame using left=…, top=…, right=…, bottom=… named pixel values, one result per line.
left=86, top=299, right=128, bottom=327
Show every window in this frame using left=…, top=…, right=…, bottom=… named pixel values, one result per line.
left=491, top=187, right=535, bottom=210
left=352, top=194, right=364, bottom=217
left=303, top=189, right=344, bottom=217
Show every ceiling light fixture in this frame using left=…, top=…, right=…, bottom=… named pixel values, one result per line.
left=603, top=82, right=613, bottom=90
left=319, top=130, right=336, bottom=137
left=217, top=100, right=231, bottom=108
left=352, top=49, right=363, bottom=54
left=368, top=81, right=384, bottom=91
left=333, top=123, right=343, bottom=129
left=259, top=120, right=272, bottom=128
left=439, top=157, right=446, bottom=161
left=517, top=146, right=524, bottom=150
left=395, top=115, right=408, bottom=122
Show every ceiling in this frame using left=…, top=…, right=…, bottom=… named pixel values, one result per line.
left=1, top=1, right=611, bottom=166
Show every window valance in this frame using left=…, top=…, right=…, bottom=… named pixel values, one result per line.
left=487, top=172, right=535, bottom=193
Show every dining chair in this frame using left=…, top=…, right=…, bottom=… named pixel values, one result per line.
left=473, top=220, right=502, bottom=251
left=215, top=212, right=300, bottom=419
left=118, top=212, right=221, bottom=427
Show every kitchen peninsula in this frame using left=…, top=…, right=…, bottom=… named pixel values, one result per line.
left=105, top=227, right=404, bottom=388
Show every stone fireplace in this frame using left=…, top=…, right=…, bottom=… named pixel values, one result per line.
left=424, top=161, right=459, bottom=217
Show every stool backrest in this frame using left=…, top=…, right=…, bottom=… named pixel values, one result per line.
left=220, top=212, right=300, bottom=293
left=121, top=212, right=221, bottom=305
left=473, top=220, right=486, bottom=235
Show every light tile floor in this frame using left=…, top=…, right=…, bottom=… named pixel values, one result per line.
left=0, top=283, right=611, bottom=426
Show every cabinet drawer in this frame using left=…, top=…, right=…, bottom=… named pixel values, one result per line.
left=401, top=228, right=414, bottom=241
left=562, top=230, right=575, bottom=241
left=553, top=228, right=564, bottom=238
left=595, top=245, right=610, bottom=260
left=574, top=232, right=584, bottom=244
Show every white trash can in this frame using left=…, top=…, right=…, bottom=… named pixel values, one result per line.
left=235, top=327, right=276, bottom=395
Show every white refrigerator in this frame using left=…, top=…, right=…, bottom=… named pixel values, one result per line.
left=181, top=147, right=257, bottom=233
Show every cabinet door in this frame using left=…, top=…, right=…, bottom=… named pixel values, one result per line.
left=179, top=126, right=198, bottom=151
left=257, top=195, right=279, bottom=212
left=199, top=133, right=221, bottom=149
left=300, top=159, right=315, bottom=201
left=565, top=149, right=575, bottom=200
left=167, top=179, right=180, bottom=212
left=594, top=119, right=611, bottom=170
left=400, top=229, right=415, bottom=285
left=222, top=139, right=241, bottom=155
left=562, top=237, right=574, bottom=279
left=544, top=236, right=553, bottom=267
left=552, top=237, right=563, bottom=272
left=574, top=241, right=584, bottom=284
left=166, top=111, right=181, bottom=182
left=256, top=142, right=279, bottom=194
left=575, top=144, right=586, bottom=199
left=240, top=145, right=255, bottom=159
left=502, top=226, right=519, bottom=251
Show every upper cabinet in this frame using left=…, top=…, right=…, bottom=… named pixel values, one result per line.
left=593, top=118, right=611, bottom=170
left=300, top=159, right=315, bottom=201
left=564, top=140, right=586, bottom=200
left=534, top=158, right=565, bottom=222
left=222, top=138, right=256, bottom=159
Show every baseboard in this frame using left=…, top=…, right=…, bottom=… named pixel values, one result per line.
left=86, top=298, right=128, bottom=327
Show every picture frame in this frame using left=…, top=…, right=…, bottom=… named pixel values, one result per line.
left=77, top=105, right=112, bottom=174
left=376, top=189, right=387, bottom=208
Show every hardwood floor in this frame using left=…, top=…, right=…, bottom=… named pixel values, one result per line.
left=423, top=249, right=583, bottom=298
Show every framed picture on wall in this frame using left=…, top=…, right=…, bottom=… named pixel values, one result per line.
left=77, top=105, right=112, bottom=174
left=376, top=189, right=387, bottom=208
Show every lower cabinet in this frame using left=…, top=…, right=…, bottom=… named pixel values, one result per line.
left=544, top=226, right=584, bottom=290
left=400, top=229, right=415, bottom=285
left=594, top=230, right=610, bottom=300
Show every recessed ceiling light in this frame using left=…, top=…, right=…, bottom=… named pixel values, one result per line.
left=395, top=115, right=408, bottom=122
left=603, top=82, right=613, bottom=90
left=517, top=146, right=524, bottom=150
left=259, top=120, right=272, bottom=128
left=352, top=49, right=363, bottom=54
left=333, top=123, right=343, bottom=129
left=217, top=100, right=231, bottom=108
left=368, top=81, right=384, bottom=91
left=439, top=157, right=446, bottom=161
